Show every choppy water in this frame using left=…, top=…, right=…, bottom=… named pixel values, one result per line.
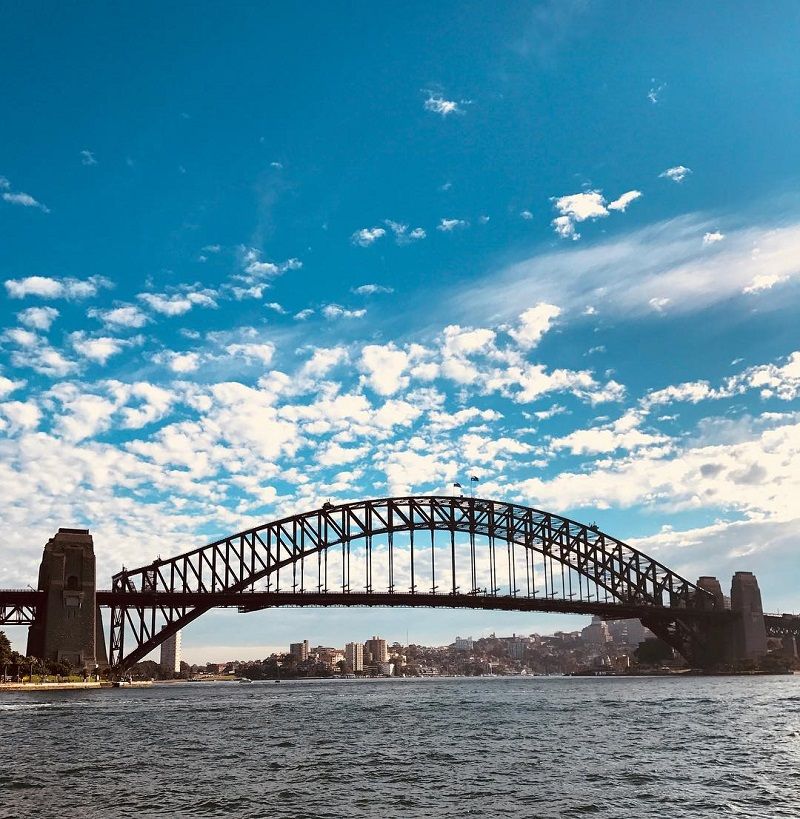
left=1, top=676, right=799, bottom=818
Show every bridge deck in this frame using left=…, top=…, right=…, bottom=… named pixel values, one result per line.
left=93, top=590, right=733, bottom=622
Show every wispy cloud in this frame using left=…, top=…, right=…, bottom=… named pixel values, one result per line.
left=1, top=176, right=50, bottom=213
left=437, top=218, right=467, bottom=232
left=423, top=94, right=469, bottom=117
left=384, top=220, right=426, bottom=244
left=353, top=284, right=394, bottom=296
left=80, top=149, right=98, bottom=166
left=455, top=213, right=800, bottom=321
left=647, top=80, right=666, bottom=104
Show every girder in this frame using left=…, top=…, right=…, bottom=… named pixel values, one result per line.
left=108, top=496, right=719, bottom=669
left=0, top=590, right=43, bottom=626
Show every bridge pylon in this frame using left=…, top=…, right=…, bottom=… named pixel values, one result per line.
left=26, top=528, right=107, bottom=671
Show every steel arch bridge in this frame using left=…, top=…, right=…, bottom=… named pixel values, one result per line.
left=105, top=495, right=729, bottom=669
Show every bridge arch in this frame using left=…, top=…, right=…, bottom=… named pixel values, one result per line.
left=109, top=496, right=718, bottom=669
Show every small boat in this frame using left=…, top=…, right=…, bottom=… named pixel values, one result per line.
left=238, top=677, right=252, bottom=683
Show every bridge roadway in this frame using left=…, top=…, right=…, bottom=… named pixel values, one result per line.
left=2, top=587, right=735, bottom=623
left=3, top=588, right=797, bottom=634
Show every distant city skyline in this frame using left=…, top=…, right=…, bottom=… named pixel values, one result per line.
left=2, top=4, right=800, bottom=660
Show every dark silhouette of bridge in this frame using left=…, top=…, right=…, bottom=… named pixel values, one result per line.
left=2, top=496, right=798, bottom=671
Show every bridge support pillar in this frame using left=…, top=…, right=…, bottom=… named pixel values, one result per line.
left=730, top=571, right=767, bottom=663
left=26, top=528, right=108, bottom=671
left=781, top=635, right=798, bottom=659
left=689, top=576, right=732, bottom=666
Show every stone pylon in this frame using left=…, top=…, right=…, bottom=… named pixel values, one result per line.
left=27, top=528, right=108, bottom=670
left=730, top=571, right=767, bottom=662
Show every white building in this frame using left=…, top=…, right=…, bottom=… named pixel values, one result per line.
left=160, top=631, right=181, bottom=674
left=454, top=636, right=474, bottom=651
left=345, top=641, right=364, bottom=672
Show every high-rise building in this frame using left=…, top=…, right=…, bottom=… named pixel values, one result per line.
left=582, top=616, right=611, bottom=645
left=289, top=639, right=309, bottom=661
left=364, top=636, right=388, bottom=664
left=508, top=637, right=527, bottom=660
left=345, top=641, right=364, bottom=671
left=160, top=631, right=181, bottom=674
left=454, top=636, right=474, bottom=651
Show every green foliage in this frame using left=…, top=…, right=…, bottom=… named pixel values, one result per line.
left=0, top=630, right=12, bottom=665
left=633, top=637, right=674, bottom=666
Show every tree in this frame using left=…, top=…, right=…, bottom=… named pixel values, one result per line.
left=0, top=630, right=13, bottom=666
left=634, top=638, right=674, bottom=666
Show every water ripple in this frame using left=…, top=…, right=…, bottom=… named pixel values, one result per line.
left=1, top=676, right=799, bottom=818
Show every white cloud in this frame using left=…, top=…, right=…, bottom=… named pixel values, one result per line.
left=649, top=297, right=670, bottom=312
left=423, top=95, right=464, bottom=117
left=742, top=273, right=789, bottom=295
left=552, top=215, right=577, bottom=240
left=80, top=149, right=98, bottom=166
left=607, top=190, right=642, bottom=212
left=17, top=306, right=59, bottom=331
left=647, top=81, right=666, bottom=104
left=317, top=442, right=370, bottom=467
left=322, top=304, right=366, bottom=320
left=118, top=382, right=174, bottom=429
left=2, top=327, right=39, bottom=347
left=351, top=227, right=386, bottom=247
left=520, top=210, right=534, bottom=221
left=660, top=165, right=691, bottom=183
left=455, top=214, right=800, bottom=321
left=139, top=288, right=217, bottom=316
left=703, top=231, right=725, bottom=245
left=0, top=375, right=25, bottom=399
left=294, top=308, right=314, bottom=321
left=437, top=218, right=467, bottom=232
left=265, top=302, right=287, bottom=314
left=2, top=191, right=50, bottom=212
left=89, top=304, right=149, bottom=329
left=384, top=220, right=426, bottom=244
left=11, top=346, right=77, bottom=377
left=551, top=411, right=667, bottom=455
left=353, top=284, right=394, bottom=295
left=551, top=189, right=641, bottom=239
left=163, top=352, right=201, bottom=373
left=299, top=346, right=348, bottom=379
left=71, top=334, right=129, bottom=365
left=235, top=250, right=302, bottom=289
left=225, top=343, right=276, bottom=366
left=4, top=275, right=111, bottom=300
left=0, top=400, right=41, bottom=432
left=360, top=344, right=410, bottom=396
left=508, top=303, right=561, bottom=349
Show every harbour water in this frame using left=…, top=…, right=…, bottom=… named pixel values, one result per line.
left=1, top=675, right=798, bottom=818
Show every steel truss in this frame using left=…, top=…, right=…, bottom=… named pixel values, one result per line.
left=0, top=590, right=42, bottom=626
left=108, top=496, right=721, bottom=669
left=764, top=614, right=800, bottom=639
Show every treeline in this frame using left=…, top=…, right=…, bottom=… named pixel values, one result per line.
left=0, top=629, right=81, bottom=680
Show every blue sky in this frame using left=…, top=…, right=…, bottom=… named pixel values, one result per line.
left=2, top=2, right=800, bottom=661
